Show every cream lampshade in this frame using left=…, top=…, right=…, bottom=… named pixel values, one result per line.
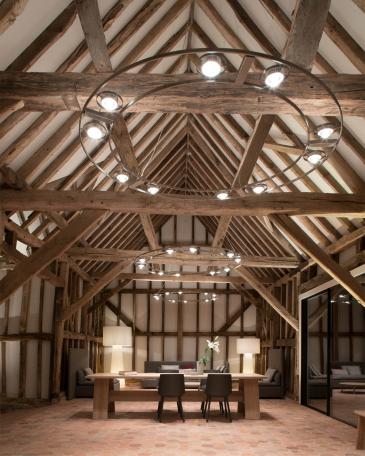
left=103, top=326, right=132, bottom=347
left=236, top=338, right=260, bottom=374
left=103, top=326, right=132, bottom=375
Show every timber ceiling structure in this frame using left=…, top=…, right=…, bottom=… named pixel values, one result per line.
left=0, top=0, right=365, bottom=328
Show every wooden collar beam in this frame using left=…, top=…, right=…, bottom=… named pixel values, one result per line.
left=1, top=190, right=364, bottom=217
left=1, top=72, right=364, bottom=116
left=67, top=247, right=301, bottom=268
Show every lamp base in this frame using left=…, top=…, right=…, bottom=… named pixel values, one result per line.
left=242, top=354, right=255, bottom=374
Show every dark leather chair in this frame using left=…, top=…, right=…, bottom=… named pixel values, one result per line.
left=203, top=374, right=232, bottom=422
left=157, top=374, right=185, bottom=422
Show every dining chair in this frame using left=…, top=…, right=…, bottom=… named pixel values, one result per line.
left=202, top=374, right=232, bottom=422
left=157, top=373, right=185, bottom=422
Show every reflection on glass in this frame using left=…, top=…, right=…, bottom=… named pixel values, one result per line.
left=307, top=292, right=329, bottom=414
left=304, top=274, right=365, bottom=427
left=330, top=278, right=365, bottom=427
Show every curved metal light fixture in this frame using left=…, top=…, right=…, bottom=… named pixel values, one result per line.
left=134, top=245, right=243, bottom=277
left=152, top=289, right=219, bottom=303
left=79, top=48, right=343, bottom=198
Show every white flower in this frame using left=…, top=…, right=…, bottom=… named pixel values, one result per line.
left=207, top=338, right=220, bottom=353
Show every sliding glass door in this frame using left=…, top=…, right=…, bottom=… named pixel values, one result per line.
left=302, top=276, right=365, bottom=426
left=302, top=290, right=331, bottom=415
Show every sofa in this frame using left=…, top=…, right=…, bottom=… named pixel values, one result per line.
left=308, top=361, right=365, bottom=398
left=259, top=348, right=285, bottom=398
left=143, top=361, right=198, bottom=389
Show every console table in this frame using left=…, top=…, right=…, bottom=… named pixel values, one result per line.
left=88, top=372, right=265, bottom=420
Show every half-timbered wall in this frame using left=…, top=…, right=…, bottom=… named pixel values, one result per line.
left=103, top=215, right=257, bottom=373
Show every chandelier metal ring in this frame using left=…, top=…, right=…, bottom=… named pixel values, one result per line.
left=79, top=48, right=343, bottom=198
left=134, top=246, right=244, bottom=277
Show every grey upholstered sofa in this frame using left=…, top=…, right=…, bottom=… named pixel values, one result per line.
left=143, top=361, right=198, bottom=388
left=259, top=348, right=285, bottom=398
left=308, top=361, right=365, bottom=398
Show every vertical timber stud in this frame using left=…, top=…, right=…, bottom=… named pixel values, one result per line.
left=51, top=263, right=69, bottom=400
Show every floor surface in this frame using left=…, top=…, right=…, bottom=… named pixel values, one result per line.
left=0, top=398, right=362, bottom=456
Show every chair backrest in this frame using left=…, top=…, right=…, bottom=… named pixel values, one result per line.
left=205, top=373, right=232, bottom=397
left=158, top=373, right=185, bottom=397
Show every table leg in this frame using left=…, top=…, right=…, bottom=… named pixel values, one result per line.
left=93, top=379, right=110, bottom=419
left=357, top=416, right=365, bottom=450
left=243, top=378, right=260, bottom=420
left=237, top=379, right=244, bottom=416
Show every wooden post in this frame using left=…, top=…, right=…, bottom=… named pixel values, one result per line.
left=51, top=263, right=69, bottom=399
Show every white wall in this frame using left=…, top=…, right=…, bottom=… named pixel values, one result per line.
left=0, top=271, right=55, bottom=399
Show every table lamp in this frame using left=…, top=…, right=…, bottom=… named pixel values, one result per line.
left=103, top=326, right=132, bottom=374
left=236, top=337, right=260, bottom=374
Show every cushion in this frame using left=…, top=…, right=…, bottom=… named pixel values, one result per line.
left=77, top=369, right=86, bottom=384
left=263, top=368, right=277, bottom=383
left=309, top=364, right=322, bottom=377
left=159, top=368, right=179, bottom=373
left=331, top=368, right=348, bottom=376
left=83, top=367, right=93, bottom=376
left=160, top=364, right=179, bottom=371
left=180, top=362, right=195, bottom=369
left=342, top=365, right=362, bottom=376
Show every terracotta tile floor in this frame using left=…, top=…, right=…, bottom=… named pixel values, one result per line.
left=0, top=398, right=362, bottom=456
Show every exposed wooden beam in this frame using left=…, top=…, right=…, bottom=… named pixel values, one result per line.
left=2, top=190, right=363, bottom=217
left=0, top=0, right=28, bottom=34
left=111, top=288, right=243, bottom=295
left=63, top=261, right=133, bottom=321
left=105, top=272, right=246, bottom=285
left=68, top=247, right=301, bottom=268
left=1, top=72, right=364, bottom=116
left=283, top=0, right=330, bottom=68
left=274, top=215, right=365, bottom=306
left=236, top=266, right=299, bottom=331
left=0, top=210, right=105, bottom=304
left=75, top=0, right=112, bottom=72
left=111, top=116, right=160, bottom=249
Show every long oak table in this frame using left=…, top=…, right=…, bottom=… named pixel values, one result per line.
left=88, top=372, right=265, bottom=420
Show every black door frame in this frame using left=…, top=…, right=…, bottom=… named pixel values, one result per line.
left=301, top=288, right=332, bottom=416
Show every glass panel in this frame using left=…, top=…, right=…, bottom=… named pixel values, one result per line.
left=307, top=292, right=329, bottom=413
left=330, top=276, right=365, bottom=426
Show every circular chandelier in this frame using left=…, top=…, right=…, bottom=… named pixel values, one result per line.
left=134, top=245, right=243, bottom=277
left=79, top=48, right=343, bottom=198
left=152, top=290, right=218, bottom=304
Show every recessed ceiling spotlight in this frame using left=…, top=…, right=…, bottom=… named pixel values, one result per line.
left=147, top=184, right=160, bottom=195
left=264, top=64, right=288, bottom=88
left=226, top=251, right=235, bottom=259
left=171, top=299, right=176, bottom=303
left=116, top=172, right=129, bottom=183
left=234, top=256, right=241, bottom=264
left=303, top=149, right=327, bottom=165
left=158, top=270, right=164, bottom=276
left=96, top=91, right=122, bottom=111
left=199, top=53, right=225, bottom=78
left=315, top=123, right=335, bottom=140
left=205, top=299, right=209, bottom=302
left=216, top=190, right=229, bottom=200
left=137, top=264, right=145, bottom=270
left=224, top=267, right=231, bottom=273
left=209, top=270, right=216, bottom=276
left=153, top=294, right=160, bottom=301
left=165, top=247, right=174, bottom=255
left=175, top=272, right=181, bottom=278
left=204, top=292, right=208, bottom=296
left=183, top=300, right=188, bottom=303
left=189, top=246, right=198, bottom=254
left=83, top=121, right=107, bottom=140
left=178, top=291, right=183, bottom=295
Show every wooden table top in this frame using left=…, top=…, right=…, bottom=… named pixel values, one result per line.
left=340, top=382, right=365, bottom=387
left=88, top=372, right=265, bottom=380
